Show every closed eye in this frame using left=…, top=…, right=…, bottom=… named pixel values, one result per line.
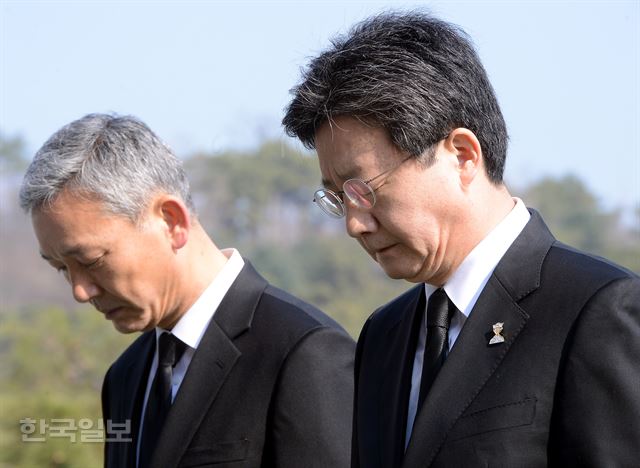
left=82, top=255, right=105, bottom=270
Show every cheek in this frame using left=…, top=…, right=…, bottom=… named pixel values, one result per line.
left=382, top=203, right=424, bottom=235
left=102, top=252, right=157, bottom=298
left=123, top=233, right=167, bottom=279
left=393, top=211, right=439, bottom=250
left=132, top=245, right=175, bottom=297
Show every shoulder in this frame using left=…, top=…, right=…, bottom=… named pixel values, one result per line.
left=253, top=284, right=354, bottom=351
left=545, top=241, right=639, bottom=318
left=520, top=208, right=635, bottom=287
left=547, top=241, right=636, bottom=281
left=542, top=241, right=637, bottom=299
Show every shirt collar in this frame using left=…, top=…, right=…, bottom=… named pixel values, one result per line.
left=156, top=248, right=245, bottom=349
left=426, top=198, right=530, bottom=316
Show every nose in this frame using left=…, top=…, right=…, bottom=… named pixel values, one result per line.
left=345, top=205, right=378, bottom=238
left=68, top=271, right=101, bottom=303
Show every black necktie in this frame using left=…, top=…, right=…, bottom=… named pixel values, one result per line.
left=418, top=288, right=454, bottom=408
left=139, top=333, right=187, bottom=468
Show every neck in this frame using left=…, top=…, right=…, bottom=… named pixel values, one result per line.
left=473, top=184, right=516, bottom=238
left=435, top=183, right=514, bottom=286
left=161, top=224, right=227, bottom=330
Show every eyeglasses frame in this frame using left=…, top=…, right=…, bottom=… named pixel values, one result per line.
left=313, top=155, right=413, bottom=218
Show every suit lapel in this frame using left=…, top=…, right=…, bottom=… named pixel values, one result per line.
left=402, top=276, right=529, bottom=467
left=148, top=262, right=268, bottom=467
left=113, top=332, right=154, bottom=468
left=379, top=286, right=424, bottom=468
left=402, top=210, right=555, bottom=467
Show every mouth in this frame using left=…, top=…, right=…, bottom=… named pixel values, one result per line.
left=376, top=244, right=397, bottom=255
left=101, top=306, right=124, bottom=320
left=359, top=238, right=398, bottom=258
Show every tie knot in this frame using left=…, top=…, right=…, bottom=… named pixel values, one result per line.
left=426, top=288, right=452, bottom=329
left=158, top=333, right=187, bottom=368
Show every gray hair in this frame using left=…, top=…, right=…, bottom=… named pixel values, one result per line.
left=19, top=113, right=195, bottom=221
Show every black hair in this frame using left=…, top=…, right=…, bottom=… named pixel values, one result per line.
left=283, top=11, right=508, bottom=182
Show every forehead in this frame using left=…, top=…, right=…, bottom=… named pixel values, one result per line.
left=31, top=191, right=133, bottom=257
left=314, top=117, right=403, bottom=185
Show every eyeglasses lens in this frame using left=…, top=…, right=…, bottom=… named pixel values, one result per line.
left=314, top=189, right=345, bottom=217
left=344, top=179, right=375, bottom=209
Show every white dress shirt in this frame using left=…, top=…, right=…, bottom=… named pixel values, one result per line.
left=136, top=248, right=244, bottom=465
left=405, top=199, right=530, bottom=447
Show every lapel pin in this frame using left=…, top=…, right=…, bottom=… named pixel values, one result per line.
left=489, top=322, right=505, bottom=345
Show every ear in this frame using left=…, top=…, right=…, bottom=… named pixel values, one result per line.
left=156, top=197, right=191, bottom=251
left=444, top=128, right=483, bottom=187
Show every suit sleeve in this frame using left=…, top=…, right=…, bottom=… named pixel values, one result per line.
left=550, top=276, right=640, bottom=467
left=270, top=326, right=355, bottom=468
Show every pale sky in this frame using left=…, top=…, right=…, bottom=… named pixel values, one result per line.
left=1, top=1, right=638, bottom=218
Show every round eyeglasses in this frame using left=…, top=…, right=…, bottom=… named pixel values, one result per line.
left=313, top=156, right=412, bottom=218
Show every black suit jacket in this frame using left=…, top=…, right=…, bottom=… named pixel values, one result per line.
left=102, top=262, right=355, bottom=468
left=353, top=211, right=640, bottom=468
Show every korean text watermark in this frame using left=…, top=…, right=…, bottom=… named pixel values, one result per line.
left=19, top=418, right=132, bottom=443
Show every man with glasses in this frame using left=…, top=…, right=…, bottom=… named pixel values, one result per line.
left=20, top=113, right=355, bottom=467
left=283, top=11, right=640, bottom=468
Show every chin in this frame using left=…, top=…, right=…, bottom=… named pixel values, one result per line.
left=378, top=262, right=418, bottom=281
left=110, top=322, right=138, bottom=334
left=380, top=268, right=407, bottom=280
left=111, top=318, right=152, bottom=334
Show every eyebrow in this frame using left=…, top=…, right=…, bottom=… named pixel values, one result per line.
left=321, top=178, right=336, bottom=190
left=321, top=165, right=362, bottom=189
left=40, top=247, right=87, bottom=261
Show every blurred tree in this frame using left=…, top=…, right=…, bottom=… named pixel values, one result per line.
left=520, top=174, right=639, bottom=271
left=186, top=140, right=320, bottom=244
left=0, top=307, right=134, bottom=468
left=0, top=130, right=28, bottom=175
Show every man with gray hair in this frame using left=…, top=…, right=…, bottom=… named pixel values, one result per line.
left=283, top=11, right=640, bottom=468
left=20, top=113, right=355, bottom=468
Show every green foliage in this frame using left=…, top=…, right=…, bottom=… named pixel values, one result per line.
left=186, top=140, right=319, bottom=244
left=1, top=393, right=102, bottom=468
left=0, top=307, right=134, bottom=467
left=522, top=175, right=639, bottom=271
